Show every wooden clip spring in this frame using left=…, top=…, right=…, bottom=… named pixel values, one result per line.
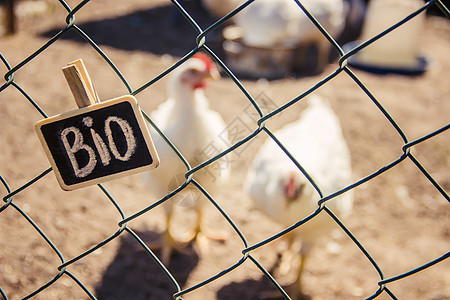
left=62, top=59, right=99, bottom=108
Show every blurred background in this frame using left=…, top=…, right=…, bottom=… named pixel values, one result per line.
left=0, top=0, right=449, bottom=299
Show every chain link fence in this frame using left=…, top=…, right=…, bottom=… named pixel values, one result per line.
left=1, top=0, right=449, bottom=299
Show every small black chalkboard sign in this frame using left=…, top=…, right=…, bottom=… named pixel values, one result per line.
left=35, top=95, right=159, bottom=190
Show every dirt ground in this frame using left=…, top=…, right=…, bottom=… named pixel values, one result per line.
left=0, top=1, right=449, bottom=299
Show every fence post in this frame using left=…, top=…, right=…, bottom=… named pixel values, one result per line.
left=5, top=0, right=16, bottom=34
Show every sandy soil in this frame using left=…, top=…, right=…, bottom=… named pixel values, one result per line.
left=0, top=1, right=449, bottom=299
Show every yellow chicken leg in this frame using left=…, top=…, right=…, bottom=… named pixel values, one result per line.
left=284, top=243, right=310, bottom=300
left=147, top=211, right=191, bottom=265
left=179, top=205, right=229, bottom=255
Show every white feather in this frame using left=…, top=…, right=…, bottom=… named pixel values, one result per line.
left=146, top=58, right=230, bottom=211
left=234, top=0, right=347, bottom=48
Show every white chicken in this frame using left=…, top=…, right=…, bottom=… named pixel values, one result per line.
left=234, top=0, right=347, bottom=70
left=244, top=95, right=353, bottom=298
left=145, top=53, right=230, bottom=264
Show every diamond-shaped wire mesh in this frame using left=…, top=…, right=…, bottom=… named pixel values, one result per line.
left=1, top=0, right=449, bottom=299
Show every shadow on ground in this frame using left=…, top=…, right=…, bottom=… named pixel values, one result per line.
left=216, top=252, right=307, bottom=300
left=42, top=2, right=226, bottom=58
left=217, top=277, right=277, bottom=300
left=95, top=230, right=199, bottom=300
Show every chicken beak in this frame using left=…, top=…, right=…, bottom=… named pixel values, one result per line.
left=193, top=66, right=221, bottom=90
left=207, top=66, right=221, bottom=81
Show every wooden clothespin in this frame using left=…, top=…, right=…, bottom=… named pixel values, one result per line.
left=62, top=59, right=100, bottom=108
left=35, top=58, right=160, bottom=191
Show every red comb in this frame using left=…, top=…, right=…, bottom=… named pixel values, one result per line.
left=193, top=52, right=214, bottom=71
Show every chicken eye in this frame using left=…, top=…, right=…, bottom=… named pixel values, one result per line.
left=187, top=69, right=200, bottom=76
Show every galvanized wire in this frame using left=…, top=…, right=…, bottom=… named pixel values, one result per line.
left=1, top=0, right=449, bottom=299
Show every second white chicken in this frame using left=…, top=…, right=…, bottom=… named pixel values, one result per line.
left=245, top=95, right=353, bottom=298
